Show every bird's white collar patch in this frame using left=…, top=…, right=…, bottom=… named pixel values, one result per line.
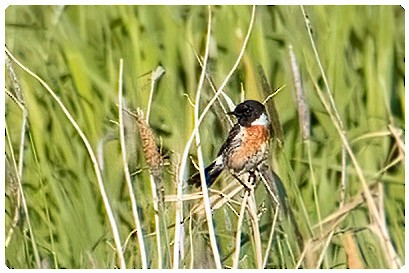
left=251, top=112, right=269, bottom=126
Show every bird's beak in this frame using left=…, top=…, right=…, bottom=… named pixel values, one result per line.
left=227, top=111, right=235, bottom=116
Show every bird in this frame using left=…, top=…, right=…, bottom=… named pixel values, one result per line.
left=187, top=99, right=270, bottom=188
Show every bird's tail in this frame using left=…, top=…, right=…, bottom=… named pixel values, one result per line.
left=187, top=161, right=223, bottom=188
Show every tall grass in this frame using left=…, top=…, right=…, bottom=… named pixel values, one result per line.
left=4, top=5, right=404, bottom=269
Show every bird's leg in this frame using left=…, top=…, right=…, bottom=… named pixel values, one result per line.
left=231, top=172, right=252, bottom=192
left=231, top=170, right=259, bottom=194
left=248, top=170, right=257, bottom=186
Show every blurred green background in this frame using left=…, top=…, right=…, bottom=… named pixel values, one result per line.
left=5, top=5, right=404, bottom=269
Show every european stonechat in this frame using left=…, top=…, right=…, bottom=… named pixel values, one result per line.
left=188, top=100, right=270, bottom=188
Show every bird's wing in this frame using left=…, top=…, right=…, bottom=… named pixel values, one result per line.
left=217, top=123, right=242, bottom=157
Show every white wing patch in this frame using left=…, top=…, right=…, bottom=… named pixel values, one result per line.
left=214, top=155, right=224, bottom=166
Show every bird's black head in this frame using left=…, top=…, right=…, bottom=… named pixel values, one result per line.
left=228, top=100, right=267, bottom=127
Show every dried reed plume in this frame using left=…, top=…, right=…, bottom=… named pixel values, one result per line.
left=131, top=108, right=164, bottom=199
left=135, top=108, right=162, bottom=171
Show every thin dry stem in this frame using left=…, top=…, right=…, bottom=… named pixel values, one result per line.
left=191, top=48, right=235, bottom=126
left=5, top=47, right=126, bottom=269
left=232, top=190, right=250, bottom=268
left=310, top=75, right=402, bottom=269
left=5, top=55, right=25, bottom=103
left=193, top=6, right=222, bottom=269
left=5, top=121, right=41, bottom=268
left=247, top=192, right=263, bottom=268
left=4, top=94, right=23, bottom=249
left=146, top=65, right=165, bottom=122
left=173, top=5, right=256, bottom=268
left=340, top=146, right=347, bottom=207
left=122, top=229, right=136, bottom=250
left=295, top=242, right=308, bottom=268
left=282, top=233, right=296, bottom=267
left=191, top=181, right=244, bottom=217
left=306, top=141, right=323, bottom=233
left=288, top=45, right=310, bottom=140
left=388, top=124, right=405, bottom=155
left=28, top=132, right=60, bottom=268
left=300, top=6, right=344, bottom=129
left=301, top=6, right=401, bottom=268
left=262, top=85, right=286, bottom=105
left=118, top=59, right=147, bottom=268
left=4, top=59, right=27, bottom=250
left=315, top=230, right=335, bottom=268
left=276, top=237, right=284, bottom=268
left=189, top=211, right=194, bottom=268
left=261, top=189, right=280, bottom=267
left=148, top=173, right=163, bottom=268
left=132, top=107, right=168, bottom=265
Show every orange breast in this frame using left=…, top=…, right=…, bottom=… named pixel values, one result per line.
left=228, top=125, right=270, bottom=172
